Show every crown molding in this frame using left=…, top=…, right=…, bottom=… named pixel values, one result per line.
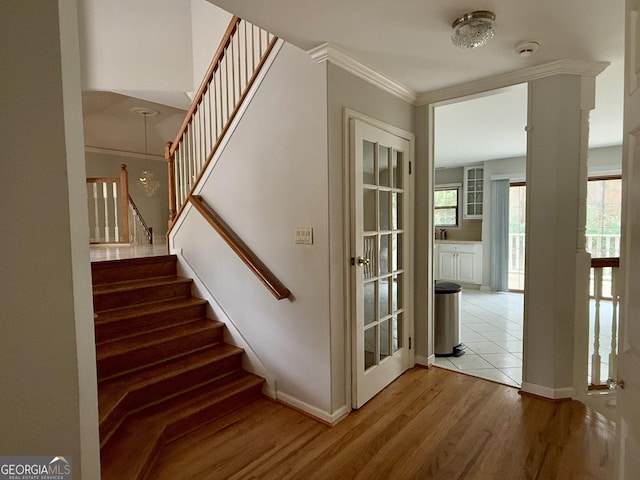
left=416, top=59, right=610, bottom=105
left=307, top=43, right=418, bottom=104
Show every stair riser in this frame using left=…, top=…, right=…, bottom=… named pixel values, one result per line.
left=95, top=302, right=208, bottom=344
left=99, top=355, right=243, bottom=444
left=92, top=256, right=176, bottom=286
left=137, top=383, right=264, bottom=479
left=97, top=328, right=221, bottom=380
left=93, top=281, right=192, bottom=312
left=162, top=382, right=263, bottom=441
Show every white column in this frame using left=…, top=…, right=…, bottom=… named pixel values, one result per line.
left=522, top=70, right=603, bottom=399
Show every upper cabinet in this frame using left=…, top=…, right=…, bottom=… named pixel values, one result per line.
left=463, top=165, right=484, bottom=219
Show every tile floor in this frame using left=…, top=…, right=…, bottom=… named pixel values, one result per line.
left=434, top=288, right=524, bottom=388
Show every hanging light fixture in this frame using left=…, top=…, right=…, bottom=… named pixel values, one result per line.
left=131, top=107, right=160, bottom=198
left=451, top=10, right=496, bottom=49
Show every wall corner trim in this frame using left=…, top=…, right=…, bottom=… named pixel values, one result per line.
left=415, top=354, right=434, bottom=367
left=521, top=382, right=576, bottom=400
left=307, top=42, right=418, bottom=104
left=416, top=59, right=610, bottom=105
left=276, top=391, right=350, bottom=425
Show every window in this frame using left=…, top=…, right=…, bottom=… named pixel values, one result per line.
left=434, top=186, right=459, bottom=227
left=586, top=176, right=621, bottom=258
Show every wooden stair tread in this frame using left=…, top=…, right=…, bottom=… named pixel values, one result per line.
left=101, top=372, right=263, bottom=480
left=95, top=297, right=208, bottom=325
left=96, top=319, right=222, bottom=362
left=93, top=275, right=191, bottom=297
left=91, top=255, right=177, bottom=286
left=98, top=343, right=244, bottom=423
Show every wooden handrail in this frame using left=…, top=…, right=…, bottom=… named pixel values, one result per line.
left=128, top=194, right=153, bottom=244
left=590, top=257, right=620, bottom=269
left=169, top=16, right=241, bottom=156
left=189, top=195, right=291, bottom=300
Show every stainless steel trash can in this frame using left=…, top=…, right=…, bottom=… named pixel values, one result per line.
left=434, top=282, right=465, bottom=357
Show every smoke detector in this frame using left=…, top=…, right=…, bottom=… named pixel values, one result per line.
left=515, top=41, right=540, bottom=57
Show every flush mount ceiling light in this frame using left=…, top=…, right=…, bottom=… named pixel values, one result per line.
left=451, top=10, right=496, bottom=49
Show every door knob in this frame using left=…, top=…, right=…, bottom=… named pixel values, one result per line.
left=357, top=256, right=370, bottom=266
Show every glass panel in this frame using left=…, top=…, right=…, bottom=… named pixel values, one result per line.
left=379, top=278, right=390, bottom=318
left=391, top=273, right=403, bottom=312
left=379, top=234, right=390, bottom=275
left=380, top=319, right=391, bottom=360
left=392, top=150, right=403, bottom=188
left=392, top=192, right=402, bottom=230
left=363, top=140, right=375, bottom=185
left=379, top=190, right=390, bottom=231
left=393, top=233, right=403, bottom=271
left=468, top=168, right=476, bottom=180
left=393, top=313, right=403, bottom=353
left=363, top=235, right=377, bottom=280
left=364, top=188, right=376, bottom=231
left=364, top=325, right=376, bottom=370
left=364, top=281, right=376, bottom=325
left=379, top=145, right=390, bottom=187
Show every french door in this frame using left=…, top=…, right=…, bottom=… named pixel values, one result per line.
left=350, top=118, right=412, bottom=409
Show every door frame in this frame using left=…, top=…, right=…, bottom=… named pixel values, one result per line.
left=342, top=108, right=415, bottom=409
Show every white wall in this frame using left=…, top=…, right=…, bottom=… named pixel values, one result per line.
left=191, top=0, right=233, bottom=93
left=0, top=1, right=100, bottom=478
left=85, top=151, right=169, bottom=240
left=79, top=0, right=193, bottom=92
left=171, top=43, right=333, bottom=416
left=327, top=64, right=416, bottom=411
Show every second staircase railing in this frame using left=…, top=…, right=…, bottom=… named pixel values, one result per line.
left=165, top=17, right=277, bottom=226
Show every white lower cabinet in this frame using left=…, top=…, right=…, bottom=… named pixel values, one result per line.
left=435, top=242, right=483, bottom=285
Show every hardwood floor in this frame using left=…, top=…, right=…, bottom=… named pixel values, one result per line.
left=145, top=366, right=615, bottom=480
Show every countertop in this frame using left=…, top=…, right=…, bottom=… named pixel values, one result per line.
left=434, top=240, right=482, bottom=244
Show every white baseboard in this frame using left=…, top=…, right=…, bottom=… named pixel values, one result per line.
left=521, top=382, right=575, bottom=400
left=416, top=354, right=435, bottom=367
left=277, top=391, right=350, bottom=426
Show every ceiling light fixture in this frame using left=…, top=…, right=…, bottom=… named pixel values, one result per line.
left=451, top=10, right=496, bottom=49
left=131, top=107, right=160, bottom=198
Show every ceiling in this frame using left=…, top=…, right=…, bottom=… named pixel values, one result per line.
left=208, top=0, right=625, bottom=167
left=82, top=0, right=626, bottom=168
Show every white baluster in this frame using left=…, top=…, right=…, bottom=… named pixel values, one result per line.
left=112, top=182, right=120, bottom=242
left=102, top=182, right=110, bottom=241
left=591, top=267, right=603, bottom=385
left=609, top=266, right=619, bottom=382
left=92, top=183, right=100, bottom=241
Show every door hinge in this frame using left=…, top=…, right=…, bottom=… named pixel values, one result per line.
left=409, top=337, right=412, bottom=350
left=409, top=161, right=412, bottom=175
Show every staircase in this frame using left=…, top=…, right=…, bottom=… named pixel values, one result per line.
left=92, top=255, right=264, bottom=479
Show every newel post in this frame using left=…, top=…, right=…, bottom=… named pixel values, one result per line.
left=165, top=142, right=177, bottom=227
left=119, top=164, right=130, bottom=242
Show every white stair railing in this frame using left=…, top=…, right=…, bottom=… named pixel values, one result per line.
left=87, top=164, right=152, bottom=245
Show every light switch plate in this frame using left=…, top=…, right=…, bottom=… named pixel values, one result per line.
left=295, top=227, right=313, bottom=245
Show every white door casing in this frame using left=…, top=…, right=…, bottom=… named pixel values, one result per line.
left=349, top=116, right=414, bottom=409
left=617, top=1, right=640, bottom=478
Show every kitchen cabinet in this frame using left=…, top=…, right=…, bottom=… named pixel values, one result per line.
left=435, top=242, right=483, bottom=285
left=463, top=166, right=484, bottom=219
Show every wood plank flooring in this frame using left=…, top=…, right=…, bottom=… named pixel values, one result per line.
left=144, top=367, right=614, bottom=480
